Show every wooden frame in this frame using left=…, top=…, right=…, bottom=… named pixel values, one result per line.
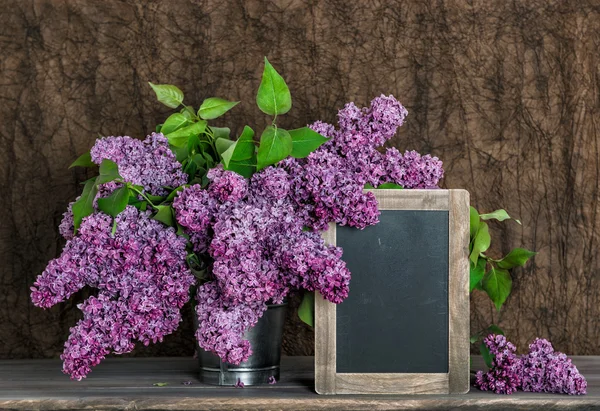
left=315, top=189, right=470, bottom=395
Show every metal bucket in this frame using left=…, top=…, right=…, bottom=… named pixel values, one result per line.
left=195, top=301, right=287, bottom=386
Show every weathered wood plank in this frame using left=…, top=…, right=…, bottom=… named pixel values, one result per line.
left=448, top=189, right=471, bottom=394
left=0, top=357, right=599, bottom=410
left=336, top=373, right=449, bottom=395
left=315, top=223, right=337, bottom=395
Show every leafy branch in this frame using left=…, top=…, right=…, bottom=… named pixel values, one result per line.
left=469, top=206, right=536, bottom=366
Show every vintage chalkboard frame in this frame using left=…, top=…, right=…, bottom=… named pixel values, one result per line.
left=315, top=189, right=470, bottom=395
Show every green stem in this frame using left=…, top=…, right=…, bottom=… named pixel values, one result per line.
left=129, top=185, right=159, bottom=210
left=111, top=219, right=117, bottom=237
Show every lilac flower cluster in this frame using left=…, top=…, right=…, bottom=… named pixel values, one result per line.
left=521, top=338, right=587, bottom=395
left=475, top=335, right=587, bottom=395
left=475, top=334, right=523, bottom=394
left=31, top=207, right=193, bottom=380
left=37, top=94, right=446, bottom=378
left=59, top=134, right=187, bottom=240
left=174, top=166, right=351, bottom=363
left=90, top=133, right=188, bottom=196
left=279, top=95, right=444, bottom=230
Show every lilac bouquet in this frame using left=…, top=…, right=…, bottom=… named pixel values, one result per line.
left=30, top=58, right=444, bottom=380
left=476, top=334, right=587, bottom=395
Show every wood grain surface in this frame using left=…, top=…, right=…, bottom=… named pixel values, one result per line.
left=0, top=356, right=598, bottom=410
left=1, top=0, right=599, bottom=359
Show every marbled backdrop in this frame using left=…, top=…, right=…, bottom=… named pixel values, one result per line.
left=1, top=0, right=599, bottom=358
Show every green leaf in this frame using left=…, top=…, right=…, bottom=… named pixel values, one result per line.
left=256, top=57, right=292, bottom=116
left=96, top=159, right=122, bottom=184
left=288, top=127, right=329, bottom=158
left=482, top=267, right=512, bottom=311
left=487, top=324, right=505, bottom=336
left=470, top=206, right=480, bottom=238
left=215, top=138, right=235, bottom=156
left=497, top=248, right=537, bottom=270
left=198, top=97, right=239, bottom=120
left=72, top=178, right=99, bottom=234
left=192, top=154, right=206, bottom=168
left=97, top=187, right=130, bottom=217
left=298, top=291, right=315, bottom=327
left=174, top=146, right=188, bottom=163
left=377, top=182, right=404, bottom=189
left=69, top=151, right=95, bottom=169
left=469, top=257, right=486, bottom=292
left=203, top=152, right=215, bottom=168
left=153, top=205, right=175, bottom=227
left=222, top=126, right=256, bottom=168
left=364, top=183, right=375, bottom=189
left=211, top=127, right=231, bottom=140
left=227, top=157, right=257, bottom=178
left=180, top=106, right=196, bottom=121
left=220, top=142, right=237, bottom=168
left=470, top=334, right=480, bottom=344
left=153, top=382, right=169, bottom=387
left=148, top=83, right=184, bottom=108
left=183, top=159, right=197, bottom=178
left=480, top=209, right=521, bottom=225
left=231, top=126, right=256, bottom=161
left=161, top=113, right=191, bottom=135
left=166, top=121, right=207, bottom=148
left=480, top=343, right=493, bottom=369
left=165, top=186, right=186, bottom=202
left=256, top=126, right=292, bottom=170
left=469, top=222, right=490, bottom=264
left=187, top=133, right=201, bottom=156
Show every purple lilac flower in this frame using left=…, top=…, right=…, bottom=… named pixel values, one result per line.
left=476, top=335, right=587, bottom=396
left=384, top=148, right=444, bottom=189
left=194, top=282, right=267, bottom=365
left=268, top=376, right=277, bottom=384
left=207, top=165, right=248, bottom=203
left=90, top=133, right=187, bottom=196
left=186, top=171, right=351, bottom=363
left=249, top=167, right=291, bottom=201
left=522, top=338, right=587, bottom=395
left=278, top=95, right=441, bottom=231
left=172, top=185, right=219, bottom=253
left=475, top=334, right=523, bottom=394
left=31, top=207, right=193, bottom=380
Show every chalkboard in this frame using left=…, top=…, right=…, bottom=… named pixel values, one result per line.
left=315, top=189, right=470, bottom=395
left=336, top=210, right=449, bottom=373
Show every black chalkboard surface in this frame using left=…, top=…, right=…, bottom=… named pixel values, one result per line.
left=336, top=210, right=449, bottom=373
left=315, top=189, right=470, bottom=395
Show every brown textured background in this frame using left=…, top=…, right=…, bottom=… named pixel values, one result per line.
left=1, top=0, right=599, bottom=359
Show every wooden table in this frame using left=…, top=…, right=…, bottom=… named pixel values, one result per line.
left=0, top=356, right=598, bottom=410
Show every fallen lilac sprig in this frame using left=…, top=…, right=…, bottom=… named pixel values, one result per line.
left=475, top=335, right=587, bottom=395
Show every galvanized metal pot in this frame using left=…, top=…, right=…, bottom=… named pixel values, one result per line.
left=195, top=301, right=287, bottom=386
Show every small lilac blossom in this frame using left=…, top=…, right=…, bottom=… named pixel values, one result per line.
left=475, top=334, right=523, bottom=394
left=249, top=167, right=291, bottom=201
left=522, top=338, right=587, bottom=395
left=90, top=133, right=187, bottom=196
left=172, top=185, right=219, bottom=253
left=207, top=165, right=248, bottom=203
left=384, top=148, right=444, bottom=189
left=31, top=206, right=193, bottom=380
left=268, top=376, right=277, bottom=384
left=195, top=282, right=267, bottom=365
left=476, top=335, right=587, bottom=396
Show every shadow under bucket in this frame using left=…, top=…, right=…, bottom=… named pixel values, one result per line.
left=195, top=301, right=287, bottom=386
